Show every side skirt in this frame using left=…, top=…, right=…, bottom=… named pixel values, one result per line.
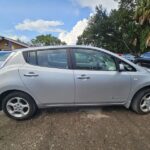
left=38, top=102, right=127, bottom=109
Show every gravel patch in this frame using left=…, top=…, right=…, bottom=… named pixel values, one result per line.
left=0, top=106, right=150, bottom=150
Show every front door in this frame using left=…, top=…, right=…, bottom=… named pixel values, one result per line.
left=72, top=48, right=131, bottom=104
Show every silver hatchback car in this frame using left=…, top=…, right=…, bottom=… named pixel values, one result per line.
left=1, top=46, right=150, bottom=120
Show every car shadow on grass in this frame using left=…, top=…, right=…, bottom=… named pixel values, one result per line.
left=37, top=105, right=132, bottom=117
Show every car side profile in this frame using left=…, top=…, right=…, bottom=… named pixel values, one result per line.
left=1, top=46, right=150, bottom=120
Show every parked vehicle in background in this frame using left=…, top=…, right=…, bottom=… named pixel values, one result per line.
left=0, top=51, right=11, bottom=67
left=1, top=46, right=150, bottom=120
left=117, top=53, right=123, bottom=56
left=122, top=54, right=135, bottom=62
left=134, top=52, right=150, bottom=68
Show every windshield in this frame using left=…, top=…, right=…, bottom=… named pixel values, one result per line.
left=0, top=52, right=11, bottom=61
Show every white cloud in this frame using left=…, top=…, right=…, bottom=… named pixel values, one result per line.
left=8, top=35, right=30, bottom=43
left=15, top=19, right=65, bottom=33
left=73, top=0, right=118, bottom=12
left=59, top=18, right=88, bottom=45
left=60, top=0, right=118, bottom=45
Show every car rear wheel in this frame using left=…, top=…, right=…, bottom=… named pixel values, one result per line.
left=2, top=92, right=37, bottom=120
left=131, top=89, right=150, bottom=114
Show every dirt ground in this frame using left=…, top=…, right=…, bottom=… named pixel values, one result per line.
left=0, top=106, right=150, bottom=150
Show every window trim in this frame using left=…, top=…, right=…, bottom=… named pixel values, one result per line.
left=23, top=48, right=71, bottom=70
left=70, top=48, right=118, bottom=71
left=23, top=48, right=137, bottom=72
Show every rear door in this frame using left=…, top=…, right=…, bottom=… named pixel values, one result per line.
left=19, top=49, right=75, bottom=105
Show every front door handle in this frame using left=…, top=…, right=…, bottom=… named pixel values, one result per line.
left=77, top=74, right=90, bottom=80
left=24, top=72, right=39, bottom=77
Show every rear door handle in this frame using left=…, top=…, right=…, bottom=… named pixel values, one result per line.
left=24, top=72, right=39, bottom=77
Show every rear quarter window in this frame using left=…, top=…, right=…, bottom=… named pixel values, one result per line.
left=23, top=51, right=37, bottom=65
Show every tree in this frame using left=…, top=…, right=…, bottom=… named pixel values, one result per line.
left=135, top=0, right=150, bottom=51
left=77, top=6, right=107, bottom=46
left=31, top=34, right=66, bottom=46
left=77, top=5, right=135, bottom=53
left=114, top=0, right=140, bottom=54
left=77, top=0, right=150, bottom=54
left=135, top=0, right=150, bottom=25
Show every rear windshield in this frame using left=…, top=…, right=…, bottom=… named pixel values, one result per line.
left=0, top=52, right=11, bottom=61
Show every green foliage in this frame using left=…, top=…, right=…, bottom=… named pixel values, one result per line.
left=140, top=26, right=150, bottom=51
left=31, top=34, right=66, bottom=46
left=135, top=0, right=150, bottom=25
left=135, top=0, right=150, bottom=52
left=77, top=0, right=150, bottom=54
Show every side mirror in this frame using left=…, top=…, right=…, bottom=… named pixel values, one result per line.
left=119, top=64, right=125, bottom=71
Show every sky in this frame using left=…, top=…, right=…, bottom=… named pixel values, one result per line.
left=0, top=0, right=118, bottom=45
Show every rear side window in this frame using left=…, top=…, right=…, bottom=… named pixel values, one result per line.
left=37, top=49, right=68, bottom=69
left=23, top=49, right=68, bottom=69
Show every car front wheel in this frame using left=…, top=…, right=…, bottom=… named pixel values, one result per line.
left=132, top=89, right=150, bottom=114
left=2, top=91, right=37, bottom=120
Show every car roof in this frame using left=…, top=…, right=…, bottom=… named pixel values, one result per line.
left=15, top=45, right=119, bottom=57
left=10, top=45, right=143, bottom=71
left=14, top=45, right=135, bottom=61
left=15, top=45, right=103, bottom=52
left=16, top=45, right=123, bottom=59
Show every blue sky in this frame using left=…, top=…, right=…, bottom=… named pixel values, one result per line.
left=0, top=0, right=118, bottom=44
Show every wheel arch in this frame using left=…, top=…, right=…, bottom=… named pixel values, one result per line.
left=0, top=89, right=37, bottom=110
left=127, top=85, right=150, bottom=108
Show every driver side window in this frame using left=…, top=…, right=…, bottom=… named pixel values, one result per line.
left=73, top=49, right=117, bottom=71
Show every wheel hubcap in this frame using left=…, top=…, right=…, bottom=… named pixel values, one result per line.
left=140, top=93, right=150, bottom=113
left=6, top=97, right=30, bottom=118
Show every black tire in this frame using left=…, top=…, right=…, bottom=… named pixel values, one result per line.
left=131, top=89, right=150, bottom=114
left=2, top=91, right=37, bottom=120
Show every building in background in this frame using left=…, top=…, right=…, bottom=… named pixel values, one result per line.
left=0, top=36, right=29, bottom=51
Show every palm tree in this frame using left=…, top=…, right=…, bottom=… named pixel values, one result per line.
left=146, top=33, right=150, bottom=48
left=135, top=0, right=150, bottom=25
left=135, top=0, right=150, bottom=49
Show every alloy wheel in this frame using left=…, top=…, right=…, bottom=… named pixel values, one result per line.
left=6, top=97, right=30, bottom=118
left=140, top=93, right=150, bottom=113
